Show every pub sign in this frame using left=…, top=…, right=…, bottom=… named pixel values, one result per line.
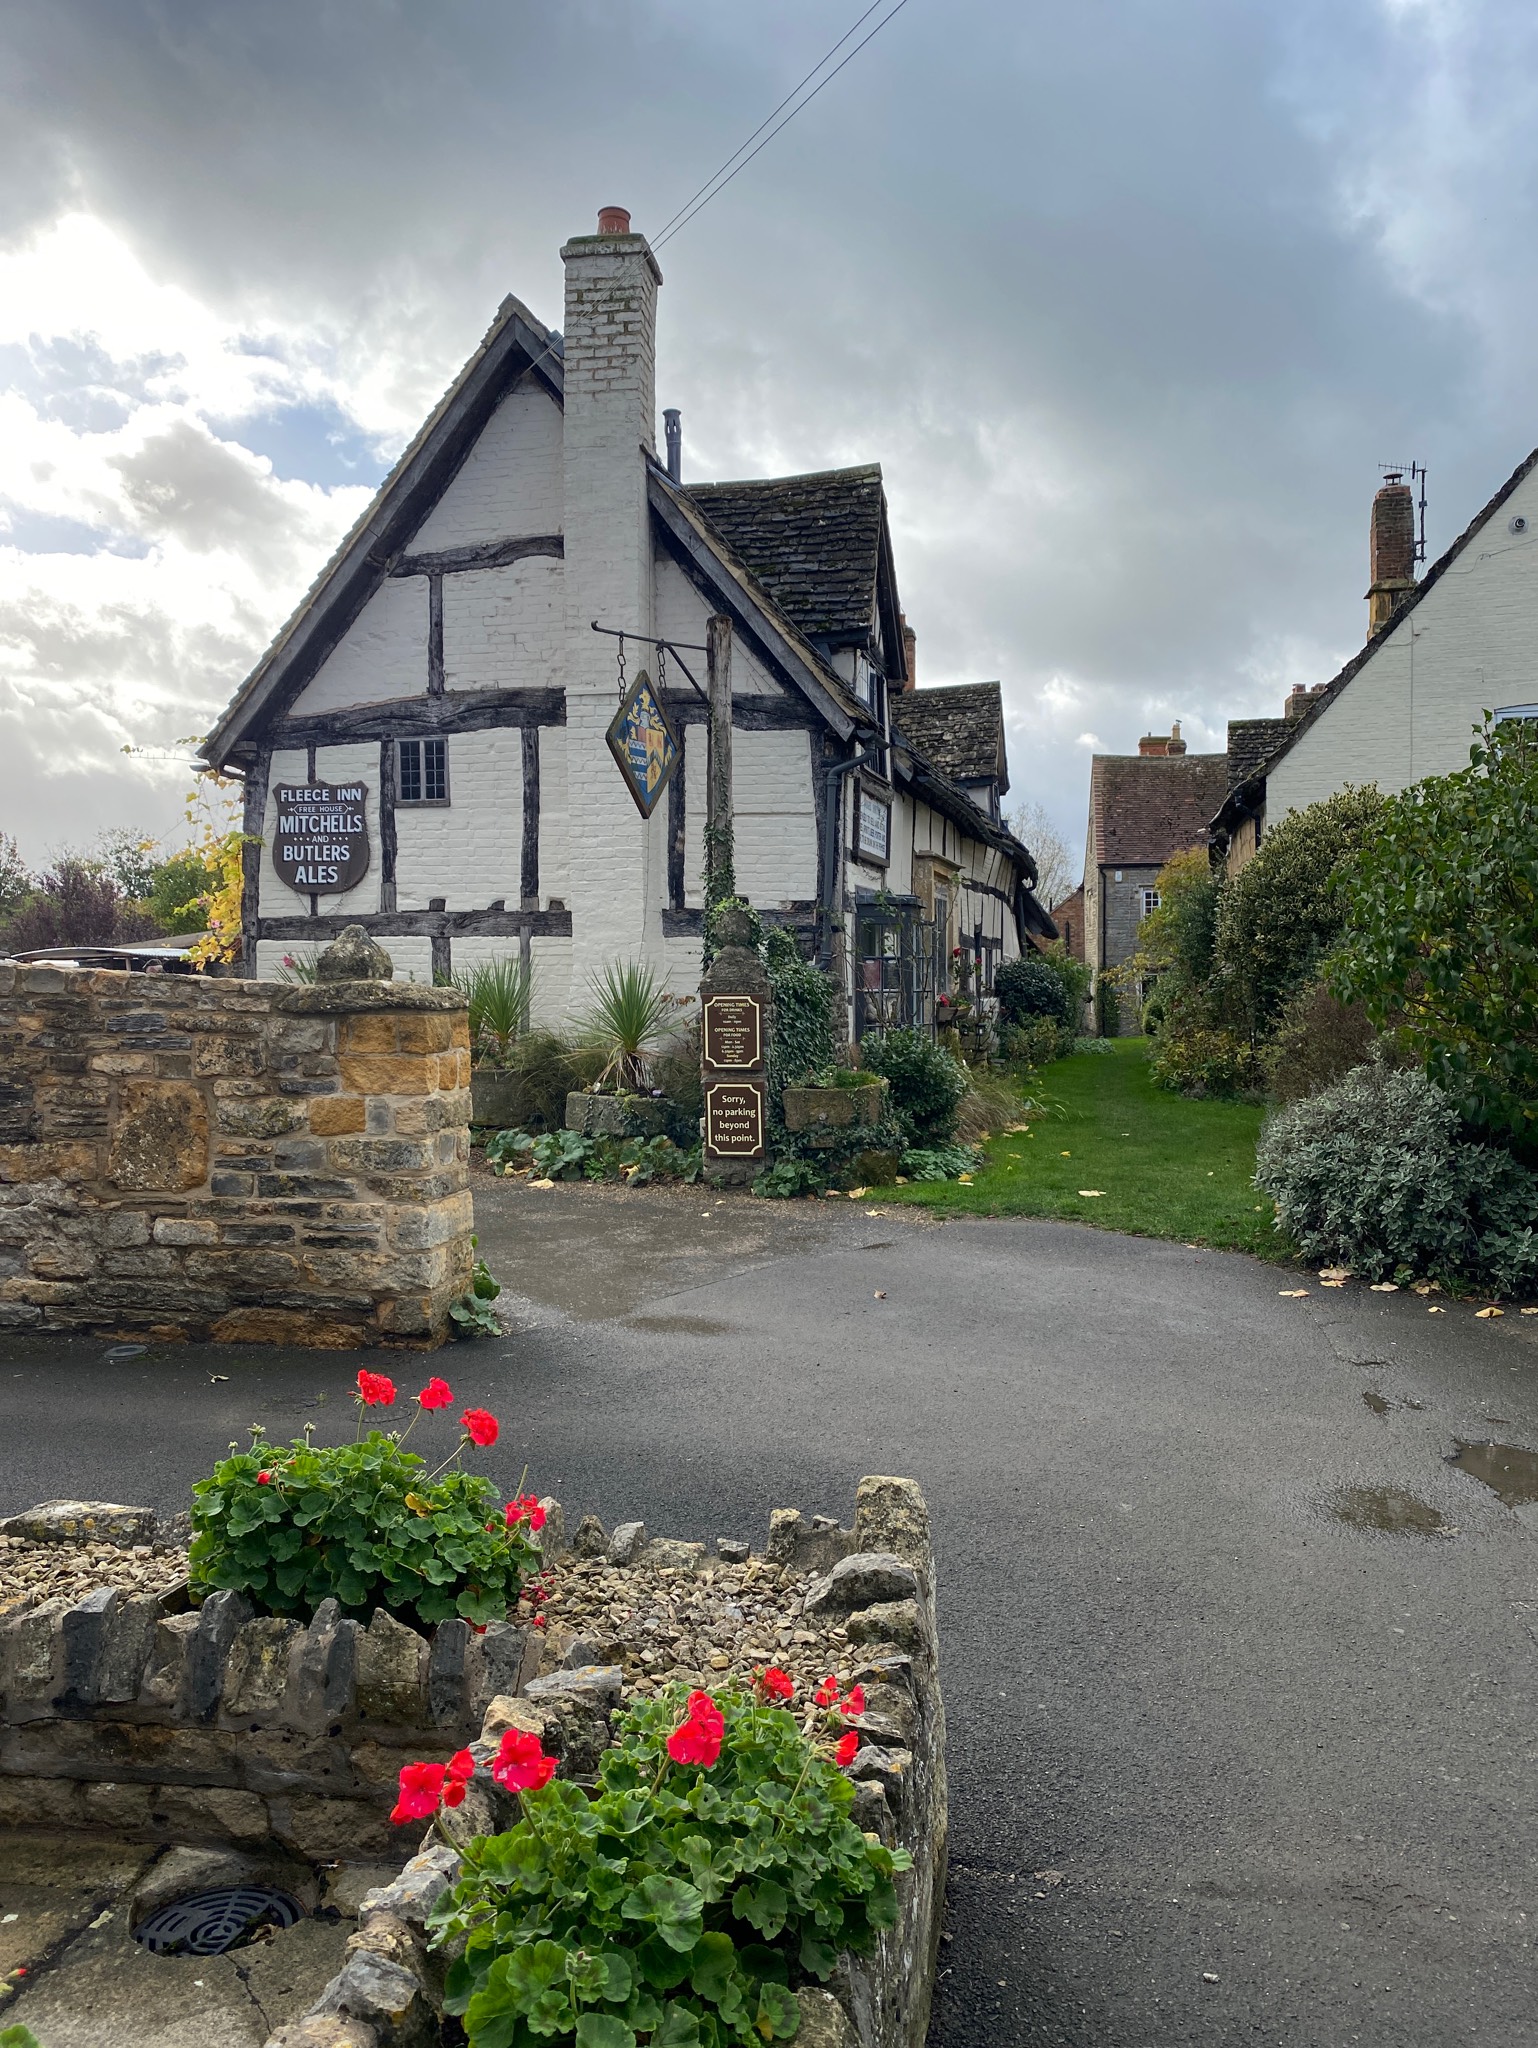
left=605, top=669, right=681, bottom=819
left=272, top=783, right=371, bottom=894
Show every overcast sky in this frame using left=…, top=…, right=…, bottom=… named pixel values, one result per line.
left=3, top=0, right=1536, bottom=882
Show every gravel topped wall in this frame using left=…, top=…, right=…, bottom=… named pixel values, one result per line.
left=0, top=1478, right=945, bottom=2048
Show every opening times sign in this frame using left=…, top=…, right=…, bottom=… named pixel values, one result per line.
left=272, top=783, right=371, bottom=894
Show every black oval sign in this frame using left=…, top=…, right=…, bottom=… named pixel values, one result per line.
left=271, top=783, right=371, bottom=894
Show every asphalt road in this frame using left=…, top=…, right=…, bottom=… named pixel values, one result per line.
left=3, top=1180, right=1536, bottom=2047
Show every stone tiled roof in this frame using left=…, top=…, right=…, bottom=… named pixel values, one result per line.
left=685, top=466, right=885, bottom=641
left=891, top=683, right=1009, bottom=794
left=1089, top=753, right=1230, bottom=868
left=1225, top=718, right=1289, bottom=789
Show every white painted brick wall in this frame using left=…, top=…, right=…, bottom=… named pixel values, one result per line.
left=538, top=727, right=570, bottom=905
left=561, top=231, right=665, bottom=987
left=443, top=557, right=563, bottom=691
left=394, top=728, right=523, bottom=910
left=1271, top=461, right=1538, bottom=820
left=529, top=936, right=574, bottom=1028
left=289, top=580, right=426, bottom=715
left=733, top=730, right=816, bottom=904
left=409, top=382, right=564, bottom=548
left=654, top=557, right=786, bottom=697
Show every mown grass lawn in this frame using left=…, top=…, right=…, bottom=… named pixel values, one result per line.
left=880, top=1037, right=1282, bottom=1256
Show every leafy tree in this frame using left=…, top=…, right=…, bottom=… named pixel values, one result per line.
left=2, top=856, right=159, bottom=951
left=1126, top=847, right=1223, bottom=1032
left=93, top=826, right=161, bottom=900
left=147, top=847, right=220, bottom=933
left=1331, top=717, right=1538, bottom=1158
left=0, top=833, right=31, bottom=930
left=1213, top=785, right=1385, bottom=1042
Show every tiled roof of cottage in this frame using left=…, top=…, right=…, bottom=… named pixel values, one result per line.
left=1225, top=717, right=1289, bottom=789
left=1089, top=753, right=1230, bottom=868
left=892, top=682, right=1009, bottom=794
left=685, top=466, right=885, bottom=641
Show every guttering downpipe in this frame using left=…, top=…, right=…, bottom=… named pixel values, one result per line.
left=818, top=741, right=884, bottom=973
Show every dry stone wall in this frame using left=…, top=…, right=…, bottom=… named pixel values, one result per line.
left=0, top=964, right=474, bottom=1346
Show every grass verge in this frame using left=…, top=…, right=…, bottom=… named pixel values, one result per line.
left=880, top=1038, right=1281, bottom=1256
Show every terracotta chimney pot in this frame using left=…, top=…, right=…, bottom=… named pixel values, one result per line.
left=597, top=206, right=632, bottom=236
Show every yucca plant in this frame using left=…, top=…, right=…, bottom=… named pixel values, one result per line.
left=576, top=959, right=677, bottom=1092
left=454, top=956, right=533, bottom=1065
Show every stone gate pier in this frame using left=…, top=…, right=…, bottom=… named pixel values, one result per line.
left=0, top=939, right=473, bottom=1348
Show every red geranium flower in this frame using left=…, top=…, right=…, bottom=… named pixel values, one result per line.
left=491, top=1728, right=557, bottom=1793
left=390, top=1760, right=445, bottom=1823
left=417, top=1376, right=454, bottom=1410
left=843, top=1684, right=866, bottom=1718
left=461, top=1407, right=498, bottom=1447
left=667, top=1689, right=724, bottom=1768
left=504, top=1493, right=546, bottom=1532
left=756, top=1666, right=795, bottom=1702
left=814, top=1675, right=840, bottom=1709
left=356, top=1369, right=397, bottom=1407
left=836, top=1730, right=860, bottom=1767
left=440, top=1748, right=475, bottom=1806
left=257, top=1471, right=272, bottom=1485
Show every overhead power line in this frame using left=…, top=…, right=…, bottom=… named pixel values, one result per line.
left=652, top=0, right=914, bottom=251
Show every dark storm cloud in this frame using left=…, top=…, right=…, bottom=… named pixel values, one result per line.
left=3, top=0, right=1538, bottom=865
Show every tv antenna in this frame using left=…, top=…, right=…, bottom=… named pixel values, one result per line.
left=1381, top=461, right=1429, bottom=563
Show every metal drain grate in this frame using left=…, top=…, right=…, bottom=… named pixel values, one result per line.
left=134, top=1885, right=304, bottom=1957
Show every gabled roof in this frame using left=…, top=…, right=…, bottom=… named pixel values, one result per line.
left=201, top=294, right=563, bottom=768
left=1088, top=753, right=1230, bottom=868
left=684, top=467, right=895, bottom=653
left=892, top=683, right=1009, bottom=795
left=1225, top=717, right=1289, bottom=789
left=1212, top=443, right=1538, bottom=830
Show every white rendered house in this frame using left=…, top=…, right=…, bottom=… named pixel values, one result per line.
left=203, top=208, right=1053, bottom=1036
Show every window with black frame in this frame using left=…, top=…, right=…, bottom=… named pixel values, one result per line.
left=397, top=737, right=448, bottom=805
left=854, top=897, right=939, bottom=1040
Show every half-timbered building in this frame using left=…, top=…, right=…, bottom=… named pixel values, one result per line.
left=202, top=208, right=1053, bottom=1037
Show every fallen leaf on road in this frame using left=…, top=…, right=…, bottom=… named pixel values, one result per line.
left=1319, top=1267, right=1351, bottom=1282
left=1522, top=1307, right=1538, bottom=1316
left=528, top=1177, right=556, bottom=1189
left=209, top=1374, right=229, bottom=1383
left=1077, top=1189, right=1105, bottom=1198
left=1279, top=1289, right=1310, bottom=1298
left=1412, top=1280, right=1442, bottom=1296
left=873, top=1290, right=886, bottom=1299
left=1428, top=1305, right=1447, bottom=1314
left=1370, top=1282, right=1398, bottom=1292
left=1320, top=1279, right=1346, bottom=1288
left=1476, top=1306, right=1505, bottom=1318
left=1202, top=1972, right=1219, bottom=1983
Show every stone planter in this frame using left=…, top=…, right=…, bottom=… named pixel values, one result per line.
left=469, top=1064, right=534, bottom=1131
left=782, top=1081, right=888, bottom=1140
left=563, top=1091, right=668, bottom=1139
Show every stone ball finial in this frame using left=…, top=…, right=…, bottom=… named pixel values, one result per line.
left=315, top=925, right=393, bottom=983
left=714, top=906, right=757, bottom=953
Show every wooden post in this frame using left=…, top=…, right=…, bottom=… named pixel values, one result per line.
left=705, top=613, right=735, bottom=918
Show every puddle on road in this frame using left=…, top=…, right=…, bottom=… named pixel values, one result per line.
left=1333, top=1486, right=1449, bottom=1535
left=623, top=1314, right=740, bottom=1336
left=1361, top=1390, right=1427, bottom=1418
left=1447, top=1440, right=1538, bottom=1508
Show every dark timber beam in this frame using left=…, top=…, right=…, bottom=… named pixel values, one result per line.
left=393, top=534, right=564, bottom=578
left=660, top=692, right=816, bottom=733
left=239, top=751, right=270, bottom=980
left=270, top=688, right=566, bottom=748
left=519, top=726, right=540, bottom=906
left=254, top=908, right=574, bottom=941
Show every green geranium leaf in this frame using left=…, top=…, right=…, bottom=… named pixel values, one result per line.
left=799, top=1932, right=837, bottom=1978
left=621, top=1875, right=705, bottom=1952
left=574, top=2017, right=636, bottom=2048
left=637, top=1935, right=693, bottom=1991
left=651, top=2006, right=703, bottom=2048
left=756, top=1979, right=801, bottom=2040
left=732, top=1879, right=788, bottom=1940
left=687, top=1929, right=736, bottom=2003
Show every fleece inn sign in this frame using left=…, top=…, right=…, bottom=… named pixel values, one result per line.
left=271, top=782, right=371, bottom=894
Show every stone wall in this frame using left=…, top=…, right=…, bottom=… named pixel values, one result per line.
left=0, top=964, right=474, bottom=1346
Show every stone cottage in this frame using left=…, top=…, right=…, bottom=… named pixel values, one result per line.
left=201, top=208, right=1053, bottom=1040
left=1079, top=724, right=1228, bottom=1032
left=1212, top=457, right=1538, bottom=869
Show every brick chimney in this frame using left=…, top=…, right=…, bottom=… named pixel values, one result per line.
left=1366, top=473, right=1417, bottom=634
left=900, top=615, right=916, bottom=692
left=561, top=208, right=665, bottom=982
left=1166, top=719, right=1186, bottom=756
left=1285, top=683, right=1328, bottom=722
left=1138, top=733, right=1170, bottom=757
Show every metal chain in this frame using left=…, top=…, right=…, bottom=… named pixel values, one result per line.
left=656, top=639, right=667, bottom=699
left=616, top=631, right=626, bottom=702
